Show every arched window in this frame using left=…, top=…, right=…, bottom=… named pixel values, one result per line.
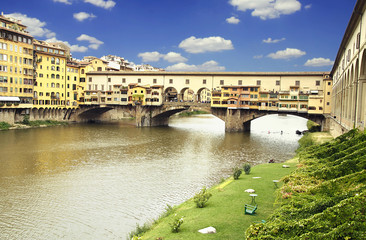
left=51, top=83, right=55, bottom=88
left=56, top=58, right=60, bottom=65
left=51, top=57, right=55, bottom=64
left=56, top=83, right=60, bottom=88
left=56, top=74, right=60, bottom=79
left=81, top=69, right=85, bottom=74
left=51, top=74, right=55, bottom=79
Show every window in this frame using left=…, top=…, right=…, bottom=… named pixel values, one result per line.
left=153, top=79, right=157, bottom=84
left=138, top=78, right=141, bottom=83
left=81, top=69, right=85, bottom=74
left=186, top=79, right=190, bottom=84
left=220, top=80, right=224, bottom=85
left=328, top=82, right=331, bottom=86
left=97, top=67, right=102, bottom=71
left=89, top=77, right=92, bottom=82
left=203, top=79, right=207, bottom=84
left=256, top=80, right=261, bottom=86
left=327, top=92, right=330, bottom=95
left=316, top=80, right=320, bottom=86
left=169, top=79, right=173, bottom=84
left=108, top=78, right=111, bottom=82
left=122, top=78, right=126, bottom=83
left=238, top=80, right=242, bottom=85
left=295, top=81, right=300, bottom=86
left=356, top=33, right=361, bottom=49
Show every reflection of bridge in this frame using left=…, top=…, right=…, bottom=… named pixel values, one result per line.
left=72, top=101, right=328, bottom=132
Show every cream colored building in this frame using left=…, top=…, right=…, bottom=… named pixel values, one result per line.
left=85, top=71, right=332, bottom=115
left=331, top=0, right=366, bottom=133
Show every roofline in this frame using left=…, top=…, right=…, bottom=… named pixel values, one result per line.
left=331, top=0, right=365, bottom=76
left=86, top=71, right=328, bottom=77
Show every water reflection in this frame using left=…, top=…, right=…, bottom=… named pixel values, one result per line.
left=0, top=114, right=306, bottom=239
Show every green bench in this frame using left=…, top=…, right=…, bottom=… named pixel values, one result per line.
left=244, top=204, right=257, bottom=215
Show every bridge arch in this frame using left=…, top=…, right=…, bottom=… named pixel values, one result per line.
left=179, top=87, right=195, bottom=102
left=164, top=87, right=178, bottom=102
left=197, top=87, right=211, bottom=103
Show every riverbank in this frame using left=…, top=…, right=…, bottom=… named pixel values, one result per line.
left=0, top=120, right=68, bottom=130
left=132, top=132, right=333, bottom=239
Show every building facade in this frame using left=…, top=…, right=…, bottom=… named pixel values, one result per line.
left=0, top=14, right=34, bottom=109
left=331, top=0, right=366, bottom=134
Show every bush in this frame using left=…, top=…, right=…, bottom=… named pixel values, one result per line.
left=193, top=186, right=212, bottom=208
left=243, top=163, right=251, bottom=175
left=307, top=120, right=321, bottom=132
left=127, top=223, right=151, bottom=240
left=22, top=115, right=30, bottom=125
left=0, top=122, right=11, bottom=130
left=170, top=215, right=184, bottom=233
left=233, top=167, right=242, bottom=180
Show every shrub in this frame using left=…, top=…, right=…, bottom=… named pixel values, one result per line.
left=193, top=187, right=212, bottom=208
left=0, top=122, right=11, bottom=130
left=127, top=223, right=151, bottom=240
left=22, top=115, right=30, bottom=125
left=170, top=215, right=184, bottom=233
left=233, top=167, right=242, bottom=180
left=243, top=163, right=251, bottom=175
left=307, top=120, right=321, bottom=132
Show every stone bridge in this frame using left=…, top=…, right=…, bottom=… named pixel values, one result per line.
left=70, top=102, right=329, bottom=132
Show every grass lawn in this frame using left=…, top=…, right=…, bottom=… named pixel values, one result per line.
left=140, top=159, right=299, bottom=240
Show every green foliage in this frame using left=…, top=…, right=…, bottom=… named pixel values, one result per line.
left=159, top=204, right=174, bottom=219
left=170, top=215, right=184, bottom=233
left=296, top=132, right=315, bottom=153
left=127, top=223, right=152, bottom=240
left=246, top=130, right=366, bottom=239
left=233, top=167, right=242, bottom=180
left=193, top=186, right=212, bottom=208
left=307, top=120, right=321, bottom=132
left=22, top=115, right=30, bottom=125
left=178, top=110, right=209, bottom=117
left=0, top=121, right=11, bottom=130
left=243, top=163, right=251, bottom=175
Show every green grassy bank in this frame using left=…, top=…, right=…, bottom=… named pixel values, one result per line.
left=138, top=161, right=297, bottom=240
left=132, top=132, right=337, bottom=240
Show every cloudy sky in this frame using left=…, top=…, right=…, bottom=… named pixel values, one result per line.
left=2, top=0, right=356, bottom=72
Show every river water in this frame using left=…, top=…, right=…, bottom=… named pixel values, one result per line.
left=0, top=114, right=307, bottom=239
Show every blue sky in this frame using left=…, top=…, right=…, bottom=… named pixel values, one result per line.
left=2, top=0, right=357, bottom=72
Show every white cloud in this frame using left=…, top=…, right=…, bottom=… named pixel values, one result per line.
left=5, top=13, right=56, bottom=38
left=53, top=0, right=72, bottom=5
left=166, top=60, right=225, bottom=72
left=45, top=37, right=89, bottom=53
left=263, top=37, right=286, bottom=43
left=179, top=36, right=234, bottom=54
left=267, top=48, right=306, bottom=59
left=76, top=34, right=104, bottom=49
left=304, top=58, right=334, bottom=67
left=73, top=12, right=96, bottom=22
left=226, top=16, right=240, bottom=24
left=229, top=0, right=301, bottom=20
left=138, top=51, right=163, bottom=62
left=83, top=0, right=116, bottom=10
left=163, top=52, right=188, bottom=63
left=305, top=4, right=312, bottom=10
left=138, top=51, right=187, bottom=63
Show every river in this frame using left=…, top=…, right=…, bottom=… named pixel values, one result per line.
left=0, top=114, right=307, bottom=239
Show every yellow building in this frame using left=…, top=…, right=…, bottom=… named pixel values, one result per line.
left=0, top=14, right=34, bottom=108
left=66, top=60, right=80, bottom=108
left=33, top=40, right=71, bottom=108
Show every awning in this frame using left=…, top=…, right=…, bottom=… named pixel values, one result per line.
left=0, top=96, right=20, bottom=102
